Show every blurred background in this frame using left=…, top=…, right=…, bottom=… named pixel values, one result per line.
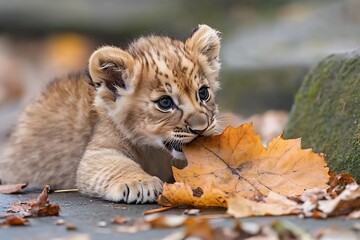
left=1, top=0, right=360, bottom=146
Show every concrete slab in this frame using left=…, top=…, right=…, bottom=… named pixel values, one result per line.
left=0, top=191, right=358, bottom=240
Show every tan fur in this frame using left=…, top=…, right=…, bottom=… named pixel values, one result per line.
left=0, top=25, right=221, bottom=203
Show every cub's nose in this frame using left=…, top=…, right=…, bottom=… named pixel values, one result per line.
left=186, top=113, right=208, bottom=135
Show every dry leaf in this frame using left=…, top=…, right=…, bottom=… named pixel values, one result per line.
left=328, top=172, right=356, bottom=197
left=0, top=183, right=28, bottom=194
left=0, top=215, right=28, bottom=226
left=158, top=182, right=227, bottom=207
left=227, top=191, right=300, bottom=218
left=111, top=216, right=128, bottom=224
left=347, top=210, right=360, bottom=220
left=180, top=124, right=329, bottom=197
left=183, top=219, right=215, bottom=240
left=8, top=185, right=60, bottom=217
left=314, top=226, right=360, bottom=240
left=144, top=213, right=188, bottom=228
left=65, top=223, right=77, bottom=231
left=159, top=124, right=329, bottom=209
left=318, top=182, right=360, bottom=217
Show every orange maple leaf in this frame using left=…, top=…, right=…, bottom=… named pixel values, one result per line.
left=158, top=123, right=329, bottom=208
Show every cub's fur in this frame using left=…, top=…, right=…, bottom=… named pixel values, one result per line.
left=0, top=25, right=221, bottom=203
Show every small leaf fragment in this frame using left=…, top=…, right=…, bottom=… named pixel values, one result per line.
left=111, top=217, right=128, bottom=224
left=0, top=215, right=28, bottom=226
left=0, top=183, right=28, bottom=194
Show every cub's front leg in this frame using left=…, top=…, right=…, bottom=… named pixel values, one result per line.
left=76, top=148, right=163, bottom=203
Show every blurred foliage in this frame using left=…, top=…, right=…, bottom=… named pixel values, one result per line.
left=219, top=66, right=308, bottom=115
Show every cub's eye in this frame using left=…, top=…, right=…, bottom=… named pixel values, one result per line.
left=156, top=96, right=174, bottom=111
left=198, top=86, right=210, bottom=101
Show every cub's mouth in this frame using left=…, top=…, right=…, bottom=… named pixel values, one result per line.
left=163, top=140, right=183, bottom=152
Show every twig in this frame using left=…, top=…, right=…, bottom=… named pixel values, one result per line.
left=53, top=189, right=79, bottom=193
left=143, top=206, right=174, bottom=215
left=195, top=213, right=233, bottom=220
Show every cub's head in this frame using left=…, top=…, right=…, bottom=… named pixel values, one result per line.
left=89, top=25, right=221, bottom=159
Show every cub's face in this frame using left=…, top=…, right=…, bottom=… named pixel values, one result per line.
left=89, top=25, right=221, bottom=159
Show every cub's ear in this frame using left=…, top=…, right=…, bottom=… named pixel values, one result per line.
left=88, top=46, right=135, bottom=94
left=185, top=24, right=221, bottom=84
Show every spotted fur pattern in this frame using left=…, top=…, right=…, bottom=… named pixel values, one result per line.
left=0, top=25, right=222, bottom=203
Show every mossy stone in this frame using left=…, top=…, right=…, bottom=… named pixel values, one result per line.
left=284, top=52, right=360, bottom=181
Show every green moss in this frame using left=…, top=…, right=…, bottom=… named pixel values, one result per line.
left=294, top=93, right=303, bottom=103
left=285, top=51, right=360, bottom=181
left=307, top=81, right=321, bottom=99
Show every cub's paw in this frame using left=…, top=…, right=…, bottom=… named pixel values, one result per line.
left=106, top=176, right=163, bottom=204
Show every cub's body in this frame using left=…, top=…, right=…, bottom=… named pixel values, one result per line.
left=0, top=75, right=174, bottom=188
left=0, top=25, right=221, bottom=203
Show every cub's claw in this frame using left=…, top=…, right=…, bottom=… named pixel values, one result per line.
left=105, top=176, right=163, bottom=203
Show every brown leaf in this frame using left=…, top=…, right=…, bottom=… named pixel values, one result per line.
left=0, top=183, right=28, bottom=194
left=8, top=185, right=60, bottom=217
left=144, top=214, right=188, bottom=228
left=347, top=210, right=360, bottom=220
left=0, top=215, right=28, bottom=226
left=328, top=172, right=356, bottom=197
left=159, top=124, right=329, bottom=209
left=318, top=182, right=360, bottom=217
left=227, top=191, right=300, bottom=218
left=111, top=217, right=128, bottom=224
left=183, top=219, right=215, bottom=240
left=65, top=223, right=77, bottom=231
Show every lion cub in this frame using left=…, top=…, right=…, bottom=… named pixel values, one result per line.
left=0, top=25, right=221, bottom=203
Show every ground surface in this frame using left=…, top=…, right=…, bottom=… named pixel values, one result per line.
left=0, top=191, right=358, bottom=240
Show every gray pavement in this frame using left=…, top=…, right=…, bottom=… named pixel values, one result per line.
left=0, top=191, right=358, bottom=240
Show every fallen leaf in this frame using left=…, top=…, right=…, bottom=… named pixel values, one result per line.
left=144, top=213, right=188, bottom=228
left=0, top=183, right=28, bottom=194
left=318, top=182, right=360, bottom=217
left=314, top=226, right=360, bottom=240
left=8, top=185, right=60, bottom=217
left=227, top=191, right=300, bottom=218
left=111, top=216, right=128, bottom=224
left=158, top=182, right=227, bottom=208
left=328, top=172, right=356, bottom=197
left=159, top=124, right=329, bottom=209
left=183, top=219, right=215, bottom=240
left=65, top=223, right=77, bottom=231
left=0, top=215, right=28, bottom=226
left=347, top=210, right=360, bottom=220
left=114, top=220, right=151, bottom=233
